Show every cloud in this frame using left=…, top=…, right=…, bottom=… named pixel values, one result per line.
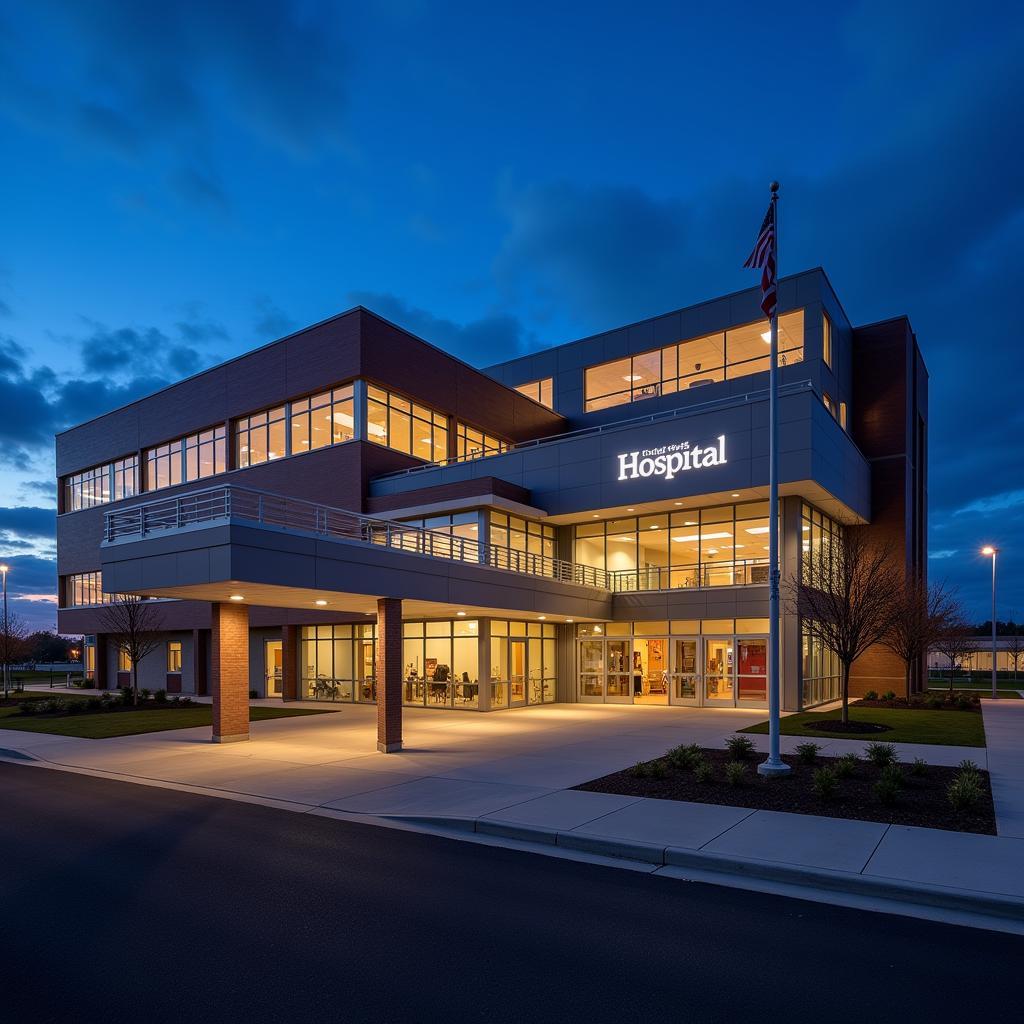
left=253, top=297, right=296, bottom=340
left=349, top=290, right=533, bottom=362
left=928, top=550, right=958, bottom=560
left=955, top=490, right=1024, bottom=517
left=0, top=506, right=56, bottom=541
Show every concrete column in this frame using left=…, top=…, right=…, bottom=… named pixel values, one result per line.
left=281, top=625, right=299, bottom=701
left=780, top=496, right=803, bottom=711
left=376, top=597, right=402, bottom=752
left=192, top=628, right=208, bottom=696
left=94, top=633, right=109, bottom=690
left=477, top=620, right=491, bottom=711
left=210, top=602, right=249, bottom=743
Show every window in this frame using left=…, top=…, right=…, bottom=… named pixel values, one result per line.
left=823, top=392, right=837, bottom=420
left=145, top=439, right=183, bottom=491
left=839, top=402, right=848, bottom=430
left=235, top=406, right=286, bottom=468
left=367, top=385, right=448, bottom=462
left=167, top=641, right=182, bottom=673
left=63, top=572, right=112, bottom=607
left=488, top=511, right=556, bottom=575
left=802, top=626, right=841, bottom=708
left=402, top=619, right=480, bottom=708
left=300, top=623, right=377, bottom=702
left=118, top=649, right=132, bottom=672
left=800, top=502, right=843, bottom=586
left=576, top=502, right=774, bottom=590
left=397, top=512, right=482, bottom=562
left=822, top=313, right=833, bottom=369
left=290, top=385, right=355, bottom=454
left=514, top=378, right=554, bottom=409
left=455, top=422, right=509, bottom=462
left=183, top=426, right=227, bottom=482
left=489, top=619, right=557, bottom=706
left=584, top=310, right=804, bottom=412
left=64, top=457, right=138, bottom=512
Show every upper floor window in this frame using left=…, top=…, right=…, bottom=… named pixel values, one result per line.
left=63, top=571, right=112, bottom=607
left=823, top=392, right=837, bottom=420
left=514, top=378, right=554, bottom=409
left=290, top=385, right=355, bottom=454
left=367, top=385, right=448, bottom=462
left=489, top=512, right=555, bottom=573
left=145, top=426, right=227, bottom=491
left=146, top=439, right=183, bottom=491
left=63, top=456, right=138, bottom=512
left=236, top=406, right=286, bottom=468
left=584, top=310, right=804, bottom=413
left=822, top=313, right=833, bottom=370
left=456, top=423, right=509, bottom=462
left=801, top=502, right=843, bottom=585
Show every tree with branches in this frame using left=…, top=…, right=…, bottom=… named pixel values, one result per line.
left=0, top=608, right=30, bottom=700
left=1006, top=629, right=1023, bottom=683
left=882, top=579, right=960, bottom=698
left=790, top=529, right=901, bottom=725
left=933, top=613, right=976, bottom=692
left=100, top=595, right=165, bottom=706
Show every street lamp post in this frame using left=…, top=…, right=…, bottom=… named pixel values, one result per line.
left=982, top=547, right=998, bottom=699
left=0, top=564, right=8, bottom=697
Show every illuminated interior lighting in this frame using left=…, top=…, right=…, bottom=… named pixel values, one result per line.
left=623, top=374, right=642, bottom=382
left=314, top=599, right=327, bottom=606
left=538, top=615, right=546, bottom=621
left=457, top=610, right=466, bottom=616
left=761, top=330, right=771, bottom=343
left=731, top=492, right=740, bottom=497
left=672, top=531, right=731, bottom=542
left=229, top=594, right=244, bottom=601
left=745, top=526, right=770, bottom=535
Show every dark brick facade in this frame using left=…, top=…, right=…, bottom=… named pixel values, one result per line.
left=375, top=597, right=402, bottom=752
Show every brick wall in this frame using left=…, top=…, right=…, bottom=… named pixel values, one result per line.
left=210, top=602, right=249, bottom=742
left=375, top=597, right=402, bottom=752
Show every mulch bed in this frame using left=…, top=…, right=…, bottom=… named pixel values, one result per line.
left=574, top=748, right=996, bottom=835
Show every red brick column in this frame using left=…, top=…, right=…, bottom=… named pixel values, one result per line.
left=281, top=625, right=299, bottom=701
left=376, top=597, right=402, bottom=752
left=211, top=602, right=250, bottom=743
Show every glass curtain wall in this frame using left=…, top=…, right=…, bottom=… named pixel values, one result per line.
left=367, top=385, right=448, bottom=462
left=64, top=456, right=138, bottom=512
left=575, top=502, right=773, bottom=591
left=488, top=512, right=556, bottom=575
left=402, top=620, right=480, bottom=708
left=489, top=620, right=557, bottom=708
left=300, top=624, right=377, bottom=702
left=801, top=626, right=841, bottom=708
left=513, top=378, right=554, bottom=409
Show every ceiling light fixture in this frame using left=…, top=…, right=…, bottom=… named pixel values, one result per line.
left=457, top=610, right=466, bottom=616
left=314, top=599, right=327, bottom=606
left=229, top=594, right=244, bottom=601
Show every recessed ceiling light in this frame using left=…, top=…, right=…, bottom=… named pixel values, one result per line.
left=622, top=374, right=642, bottom=382
left=592, top=514, right=599, bottom=519
left=566, top=619, right=574, bottom=623
left=649, top=525, right=659, bottom=530
left=673, top=502, right=683, bottom=506
left=314, top=599, right=327, bottom=606
left=627, top=507, right=635, bottom=512
left=457, top=610, right=466, bottom=616
left=761, top=330, right=772, bottom=343
left=731, top=492, right=740, bottom=498
left=538, top=615, right=546, bottom=621
left=229, top=594, right=244, bottom=601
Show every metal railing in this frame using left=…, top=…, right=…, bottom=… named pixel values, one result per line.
left=103, top=485, right=612, bottom=590
left=606, top=560, right=771, bottom=593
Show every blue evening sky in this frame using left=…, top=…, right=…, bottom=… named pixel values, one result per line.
left=0, top=0, right=1021, bottom=629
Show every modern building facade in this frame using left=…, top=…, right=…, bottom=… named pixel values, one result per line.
left=56, top=269, right=928, bottom=749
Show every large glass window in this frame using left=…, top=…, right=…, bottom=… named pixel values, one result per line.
left=489, top=620, right=557, bottom=707
left=402, top=619, right=480, bottom=708
left=822, top=313, right=833, bottom=369
left=802, top=626, right=841, bottom=708
left=367, top=385, right=448, bottom=462
left=455, top=422, right=509, bottom=462
left=513, top=378, right=554, bottom=409
left=488, top=511, right=556, bottom=575
left=64, top=456, right=138, bottom=512
left=800, top=502, right=843, bottom=586
left=166, top=641, right=182, bottom=673
left=184, top=426, right=227, bottom=482
left=290, top=385, right=355, bottom=454
left=235, top=406, right=286, bottom=469
left=575, top=502, right=773, bottom=591
left=584, top=310, right=804, bottom=412
left=397, top=512, right=482, bottom=562
left=63, top=572, right=113, bottom=607
left=300, top=624, right=376, bottom=702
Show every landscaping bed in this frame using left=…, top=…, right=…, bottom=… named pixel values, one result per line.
left=740, top=706, right=985, bottom=746
left=0, top=690, right=338, bottom=739
left=575, top=739, right=995, bottom=835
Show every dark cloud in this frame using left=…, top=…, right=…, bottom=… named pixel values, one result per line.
left=0, top=554, right=58, bottom=630
left=349, top=290, right=532, bottom=362
left=253, top=297, right=296, bottom=340
left=0, top=506, right=56, bottom=541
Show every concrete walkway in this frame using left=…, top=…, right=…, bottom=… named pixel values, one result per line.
left=2, top=701, right=1021, bottom=931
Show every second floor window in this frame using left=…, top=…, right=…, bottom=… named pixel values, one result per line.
left=367, top=385, right=448, bottom=462
left=514, top=378, right=554, bottom=409
left=236, top=406, right=286, bottom=468
left=290, top=385, right=355, bottom=454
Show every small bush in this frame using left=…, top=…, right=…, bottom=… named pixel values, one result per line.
left=86, top=697, right=102, bottom=711
left=909, top=757, right=928, bottom=778
left=874, top=776, right=900, bottom=805
left=864, top=690, right=879, bottom=701
left=927, top=695, right=943, bottom=710
left=956, top=759, right=982, bottom=780
left=630, top=761, right=651, bottom=778
left=725, top=735, right=755, bottom=761
left=140, top=688, right=152, bottom=701
left=17, top=700, right=37, bottom=715
left=694, top=760, right=714, bottom=784
left=649, top=759, right=667, bottom=780
left=948, top=774, right=983, bottom=812
left=119, top=685, right=132, bottom=703
left=666, top=742, right=703, bottom=770
left=865, top=742, right=898, bottom=767
left=724, top=761, right=746, bottom=787
left=795, top=741, right=821, bottom=765
left=879, top=763, right=904, bottom=789
left=812, top=766, right=838, bottom=800
left=833, top=753, right=858, bottom=779
left=65, top=700, right=85, bottom=715
left=882, top=690, right=897, bottom=702
left=154, top=689, right=167, bottom=704
left=955, top=693, right=973, bottom=710
left=178, top=696, right=194, bottom=706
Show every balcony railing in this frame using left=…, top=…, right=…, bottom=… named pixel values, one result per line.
left=606, top=560, right=771, bottom=593
left=103, top=485, right=611, bottom=590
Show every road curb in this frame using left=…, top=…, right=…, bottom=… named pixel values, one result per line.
left=392, top=813, right=1024, bottom=925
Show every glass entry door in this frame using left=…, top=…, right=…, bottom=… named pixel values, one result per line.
left=668, top=638, right=699, bottom=705
left=704, top=637, right=735, bottom=704
left=579, top=640, right=604, bottom=701
left=510, top=639, right=528, bottom=707
left=605, top=639, right=632, bottom=703
left=265, top=640, right=283, bottom=698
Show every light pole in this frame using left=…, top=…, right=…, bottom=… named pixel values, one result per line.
left=0, top=564, right=8, bottom=696
left=982, top=546, right=998, bottom=699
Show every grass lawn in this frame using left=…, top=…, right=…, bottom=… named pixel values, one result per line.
left=741, top=706, right=986, bottom=747
left=0, top=702, right=338, bottom=739
left=927, top=684, right=1021, bottom=698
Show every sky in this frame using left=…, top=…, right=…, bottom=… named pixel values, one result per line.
left=0, top=0, right=1022, bottom=632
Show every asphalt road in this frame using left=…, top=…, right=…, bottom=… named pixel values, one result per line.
left=1, top=762, right=1021, bottom=1024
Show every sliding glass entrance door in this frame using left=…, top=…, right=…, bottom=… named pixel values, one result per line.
left=703, top=637, right=735, bottom=705
left=668, top=638, right=699, bottom=705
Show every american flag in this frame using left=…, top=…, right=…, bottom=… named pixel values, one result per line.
left=743, top=202, right=777, bottom=319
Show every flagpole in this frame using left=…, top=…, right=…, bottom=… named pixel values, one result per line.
left=758, top=180, right=790, bottom=777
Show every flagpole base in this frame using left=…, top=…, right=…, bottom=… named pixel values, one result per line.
left=757, top=757, right=792, bottom=777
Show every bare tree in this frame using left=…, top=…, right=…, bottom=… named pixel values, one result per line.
left=882, top=580, right=960, bottom=698
left=0, top=609, right=30, bottom=700
left=933, top=614, right=976, bottom=693
left=100, top=595, right=164, bottom=706
left=1006, top=630, right=1023, bottom=683
left=790, top=529, right=900, bottom=725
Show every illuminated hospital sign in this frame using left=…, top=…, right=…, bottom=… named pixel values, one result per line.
left=616, top=434, right=727, bottom=482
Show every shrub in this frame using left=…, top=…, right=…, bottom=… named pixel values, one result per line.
left=879, top=763, right=904, bottom=789
left=86, top=697, right=102, bottom=711
left=119, top=685, right=132, bottom=703
left=874, top=776, right=900, bottom=805
left=65, top=700, right=85, bottom=715
left=882, top=690, right=897, bottom=702
left=725, top=735, right=755, bottom=761
left=865, top=742, right=898, bottom=767
left=139, top=688, right=151, bottom=701
left=154, top=689, right=167, bottom=704
left=179, top=696, right=194, bottom=706
left=956, top=759, right=982, bottom=780
left=795, top=741, right=821, bottom=765
left=17, top=700, right=37, bottom=715
left=955, top=693, right=973, bottom=710
left=724, top=761, right=746, bottom=787
left=927, top=695, right=943, bottom=710
left=812, top=766, right=838, bottom=800
left=667, top=743, right=703, bottom=769
left=694, top=760, right=714, bottom=784
left=649, top=759, right=667, bottom=780
left=630, top=761, right=651, bottom=778
left=948, top=773, right=984, bottom=812
left=833, top=753, right=858, bottom=779
left=909, top=757, right=928, bottom=778
left=864, top=690, right=879, bottom=701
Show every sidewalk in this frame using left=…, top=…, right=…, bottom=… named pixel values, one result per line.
left=1, top=701, right=1021, bottom=932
